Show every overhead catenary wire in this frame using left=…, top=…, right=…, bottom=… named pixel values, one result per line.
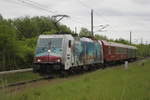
left=17, top=0, right=56, bottom=13
left=4, top=0, right=56, bottom=14
left=25, top=0, right=48, bottom=8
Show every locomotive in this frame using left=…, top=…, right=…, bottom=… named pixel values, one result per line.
left=33, top=33, right=137, bottom=73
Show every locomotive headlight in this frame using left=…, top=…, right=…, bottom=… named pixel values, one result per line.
left=57, top=59, right=61, bottom=63
left=48, top=49, right=51, bottom=53
left=37, top=59, right=41, bottom=62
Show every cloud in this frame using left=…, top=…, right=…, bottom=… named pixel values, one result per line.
left=96, top=8, right=150, bottom=17
left=132, top=0, right=150, bottom=5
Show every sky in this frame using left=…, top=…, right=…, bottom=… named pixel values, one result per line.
left=0, top=0, right=150, bottom=44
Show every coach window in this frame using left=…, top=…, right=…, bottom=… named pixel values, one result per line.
left=117, top=47, right=120, bottom=54
left=121, top=48, right=123, bottom=54
left=112, top=47, right=115, bottom=54
left=108, top=46, right=111, bottom=54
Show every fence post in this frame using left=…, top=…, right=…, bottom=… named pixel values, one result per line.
left=124, top=61, right=128, bottom=69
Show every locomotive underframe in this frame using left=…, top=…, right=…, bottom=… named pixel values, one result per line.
left=33, top=62, right=64, bottom=73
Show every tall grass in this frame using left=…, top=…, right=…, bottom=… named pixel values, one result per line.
left=0, top=79, right=10, bottom=100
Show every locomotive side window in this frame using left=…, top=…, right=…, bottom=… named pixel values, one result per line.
left=68, top=40, right=71, bottom=48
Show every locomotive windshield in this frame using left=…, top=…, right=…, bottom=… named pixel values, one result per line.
left=35, top=38, right=63, bottom=55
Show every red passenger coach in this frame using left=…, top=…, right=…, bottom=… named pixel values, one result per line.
left=101, top=40, right=137, bottom=64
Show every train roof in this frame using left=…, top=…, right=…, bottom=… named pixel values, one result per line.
left=39, top=34, right=73, bottom=38
left=80, top=37, right=93, bottom=42
left=101, top=40, right=137, bottom=49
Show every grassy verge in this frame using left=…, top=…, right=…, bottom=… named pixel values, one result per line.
left=1, top=59, right=150, bottom=100
left=0, top=71, right=41, bottom=86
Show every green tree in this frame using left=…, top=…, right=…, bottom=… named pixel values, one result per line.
left=115, top=38, right=130, bottom=45
left=13, top=17, right=38, bottom=39
left=79, top=27, right=92, bottom=37
left=94, top=34, right=108, bottom=40
left=0, top=14, right=3, bottom=21
left=0, top=19, right=19, bottom=70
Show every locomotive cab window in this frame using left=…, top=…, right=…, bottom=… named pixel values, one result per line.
left=36, top=38, right=63, bottom=55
